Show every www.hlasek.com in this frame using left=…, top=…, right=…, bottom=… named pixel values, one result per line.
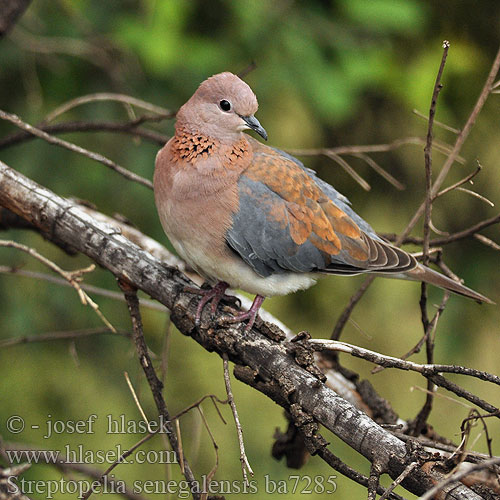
left=6, top=445, right=177, bottom=466
left=7, top=474, right=338, bottom=499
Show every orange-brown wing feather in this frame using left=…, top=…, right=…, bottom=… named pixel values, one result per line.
left=226, top=139, right=417, bottom=277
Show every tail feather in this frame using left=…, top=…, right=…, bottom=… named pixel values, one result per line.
left=404, top=264, right=494, bottom=305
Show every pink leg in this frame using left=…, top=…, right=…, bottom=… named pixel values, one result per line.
left=184, top=281, right=230, bottom=326
left=223, top=294, right=265, bottom=332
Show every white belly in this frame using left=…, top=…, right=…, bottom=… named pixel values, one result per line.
left=170, top=236, right=317, bottom=297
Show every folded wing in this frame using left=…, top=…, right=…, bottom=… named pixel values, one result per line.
left=226, top=139, right=417, bottom=278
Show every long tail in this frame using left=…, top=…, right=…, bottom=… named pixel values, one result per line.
left=404, top=264, right=494, bottom=304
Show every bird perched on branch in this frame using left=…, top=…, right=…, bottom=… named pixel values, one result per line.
left=154, top=72, right=492, bottom=331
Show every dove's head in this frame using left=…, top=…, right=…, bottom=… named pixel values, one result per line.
left=176, top=72, right=267, bottom=142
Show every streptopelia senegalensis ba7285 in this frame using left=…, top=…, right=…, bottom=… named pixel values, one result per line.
left=154, top=72, right=492, bottom=331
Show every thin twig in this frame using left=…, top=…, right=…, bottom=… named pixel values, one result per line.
left=331, top=275, right=375, bottom=340
left=382, top=213, right=500, bottom=247
left=171, top=394, right=228, bottom=423
left=474, top=233, right=500, bottom=251
left=433, top=214, right=500, bottom=245
left=391, top=431, right=498, bottom=461
left=399, top=44, right=500, bottom=244
left=222, top=353, right=254, bottom=484
left=412, top=108, right=460, bottom=134
left=0, top=109, right=153, bottom=188
left=460, top=411, right=496, bottom=459
left=3, top=442, right=149, bottom=500
left=287, top=136, right=465, bottom=163
left=414, top=42, right=450, bottom=437
left=329, top=44, right=500, bottom=342
left=196, top=406, right=219, bottom=500
left=0, top=327, right=130, bottom=348
left=9, top=27, right=127, bottom=86
left=44, top=92, right=174, bottom=123
left=323, top=151, right=371, bottom=190
left=308, top=340, right=500, bottom=386
left=427, top=374, right=499, bottom=415
left=0, top=119, right=168, bottom=149
left=238, top=61, right=257, bottom=79
left=434, top=162, right=482, bottom=199
left=371, top=292, right=448, bottom=375
left=175, top=419, right=184, bottom=476
left=123, top=372, right=151, bottom=429
left=0, top=240, right=116, bottom=332
left=423, top=40, right=449, bottom=264
left=418, top=457, right=500, bottom=500
left=118, top=281, right=200, bottom=499
left=352, top=152, right=406, bottom=190
left=160, top=317, right=172, bottom=385
left=456, top=187, right=495, bottom=206
left=80, top=432, right=156, bottom=500
left=379, top=463, right=418, bottom=500
left=0, top=266, right=165, bottom=311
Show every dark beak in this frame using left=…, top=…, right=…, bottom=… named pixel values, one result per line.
left=241, top=114, right=268, bottom=141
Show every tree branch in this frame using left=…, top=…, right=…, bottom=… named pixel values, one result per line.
left=0, top=160, right=489, bottom=499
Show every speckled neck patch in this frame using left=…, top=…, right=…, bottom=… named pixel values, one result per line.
left=170, top=128, right=216, bottom=162
left=171, top=127, right=251, bottom=170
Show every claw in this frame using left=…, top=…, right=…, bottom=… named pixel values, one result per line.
left=222, top=295, right=265, bottom=332
left=184, top=284, right=265, bottom=332
left=184, top=281, right=230, bottom=326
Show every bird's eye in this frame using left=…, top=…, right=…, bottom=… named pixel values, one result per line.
left=219, top=99, right=232, bottom=112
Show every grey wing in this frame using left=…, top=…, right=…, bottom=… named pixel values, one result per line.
left=226, top=175, right=330, bottom=278
left=226, top=147, right=416, bottom=278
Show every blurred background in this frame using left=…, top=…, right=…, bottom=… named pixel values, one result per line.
left=1, top=0, right=499, bottom=498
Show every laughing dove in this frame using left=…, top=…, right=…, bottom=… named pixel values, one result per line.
left=154, top=72, right=492, bottom=330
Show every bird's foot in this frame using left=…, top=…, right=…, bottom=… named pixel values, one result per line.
left=221, top=295, right=265, bottom=333
left=184, top=281, right=235, bottom=326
